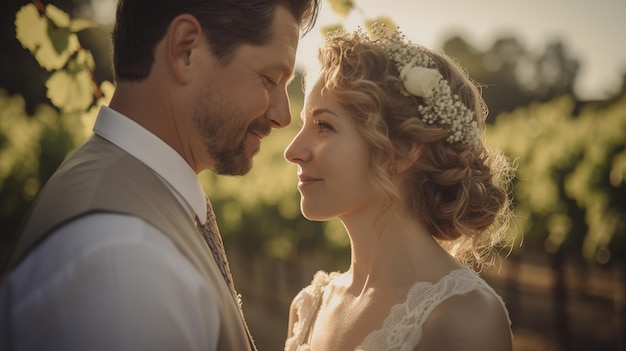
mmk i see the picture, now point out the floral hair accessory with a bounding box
[399,57,443,97]
[369,23,480,145]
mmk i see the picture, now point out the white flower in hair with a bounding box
[400,57,443,98]
[366,23,481,146]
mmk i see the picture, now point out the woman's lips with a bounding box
[297,174,322,187]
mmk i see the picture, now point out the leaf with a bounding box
[47,18,71,55]
[69,18,97,33]
[81,80,116,139]
[0,91,46,184]
[37,32,80,71]
[45,4,71,27]
[327,0,354,18]
[46,69,95,112]
[67,49,96,73]
[15,4,47,53]
[14,3,80,71]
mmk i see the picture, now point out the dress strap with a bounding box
[285,271,338,351]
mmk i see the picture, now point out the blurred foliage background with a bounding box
[1,0,625,350]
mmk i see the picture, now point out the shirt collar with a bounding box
[93,106,208,224]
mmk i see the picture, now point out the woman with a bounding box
[284,25,514,351]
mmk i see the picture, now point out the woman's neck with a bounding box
[340,205,461,295]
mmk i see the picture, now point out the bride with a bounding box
[283,25,515,351]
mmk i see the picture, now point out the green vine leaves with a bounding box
[15,2,108,115]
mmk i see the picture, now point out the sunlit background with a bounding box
[77,0,626,100]
[1,1,625,350]
[294,0,626,101]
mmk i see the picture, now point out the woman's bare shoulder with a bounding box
[417,288,512,351]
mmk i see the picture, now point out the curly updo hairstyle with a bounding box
[316,30,514,269]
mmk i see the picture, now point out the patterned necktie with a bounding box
[196,199,235,293]
[196,199,258,351]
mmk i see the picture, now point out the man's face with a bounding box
[193,6,300,175]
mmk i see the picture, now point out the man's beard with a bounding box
[212,136,253,176]
[193,93,270,176]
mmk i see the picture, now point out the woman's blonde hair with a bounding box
[316,30,515,270]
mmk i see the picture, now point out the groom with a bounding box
[0,0,319,350]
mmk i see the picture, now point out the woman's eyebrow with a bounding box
[311,108,339,118]
[299,107,341,122]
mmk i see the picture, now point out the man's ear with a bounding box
[395,143,422,174]
[165,14,204,84]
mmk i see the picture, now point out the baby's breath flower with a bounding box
[353,23,480,146]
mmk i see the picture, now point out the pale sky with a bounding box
[86,0,626,100]
[295,0,626,100]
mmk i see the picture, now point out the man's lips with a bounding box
[250,130,267,140]
[249,121,271,140]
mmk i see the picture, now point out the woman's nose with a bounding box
[284,130,307,164]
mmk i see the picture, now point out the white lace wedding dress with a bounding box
[284,268,511,351]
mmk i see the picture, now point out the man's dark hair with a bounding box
[112,0,320,82]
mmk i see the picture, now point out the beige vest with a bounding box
[3,135,254,351]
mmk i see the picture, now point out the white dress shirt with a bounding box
[0,106,220,351]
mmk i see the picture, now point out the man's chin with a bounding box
[214,157,253,176]
[213,137,265,175]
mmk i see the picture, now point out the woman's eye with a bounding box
[314,120,334,132]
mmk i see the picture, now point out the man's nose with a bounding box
[267,88,292,128]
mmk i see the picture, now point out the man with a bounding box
[0,0,319,350]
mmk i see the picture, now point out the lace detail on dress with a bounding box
[357,268,511,350]
[284,269,510,351]
[285,271,340,351]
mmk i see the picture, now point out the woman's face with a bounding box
[284,78,381,221]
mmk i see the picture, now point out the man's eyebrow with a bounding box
[272,62,295,83]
